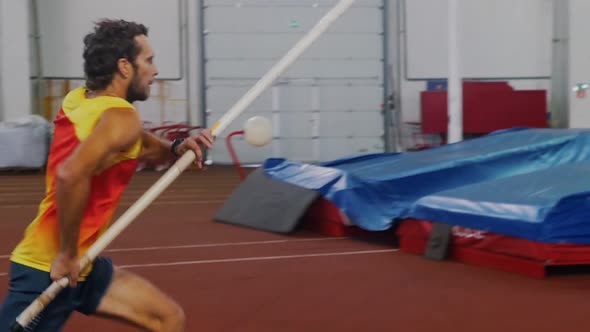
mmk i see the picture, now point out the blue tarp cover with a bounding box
[263,128,590,244]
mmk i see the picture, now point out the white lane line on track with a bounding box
[0,249,398,277]
[117,249,399,269]
[105,237,348,253]
[0,237,349,259]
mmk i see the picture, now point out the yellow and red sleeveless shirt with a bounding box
[10,86,142,277]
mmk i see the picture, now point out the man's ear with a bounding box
[117,59,133,79]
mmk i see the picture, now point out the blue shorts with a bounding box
[0,256,114,332]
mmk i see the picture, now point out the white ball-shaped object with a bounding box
[243,116,272,147]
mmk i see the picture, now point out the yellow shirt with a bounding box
[11,86,142,278]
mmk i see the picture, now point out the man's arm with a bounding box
[139,129,215,169]
[139,130,175,164]
[53,108,141,285]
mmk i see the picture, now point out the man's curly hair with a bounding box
[83,19,148,91]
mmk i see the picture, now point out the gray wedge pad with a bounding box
[214,168,320,233]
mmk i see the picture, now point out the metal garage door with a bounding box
[202,0,387,164]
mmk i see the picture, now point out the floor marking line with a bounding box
[118,249,399,269]
[0,237,349,258]
[104,237,348,253]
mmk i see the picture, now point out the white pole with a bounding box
[447,0,463,143]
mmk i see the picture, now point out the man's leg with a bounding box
[77,258,185,332]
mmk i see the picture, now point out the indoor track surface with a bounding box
[2,167,590,332]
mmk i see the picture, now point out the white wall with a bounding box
[0,0,3,121]
[0,0,573,145]
[389,0,553,150]
[403,0,552,79]
[203,1,386,163]
[0,0,32,122]
[25,0,200,127]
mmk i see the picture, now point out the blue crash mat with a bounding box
[263,128,590,238]
[410,161,590,244]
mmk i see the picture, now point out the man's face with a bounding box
[127,35,158,103]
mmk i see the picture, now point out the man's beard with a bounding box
[126,73,148,103]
